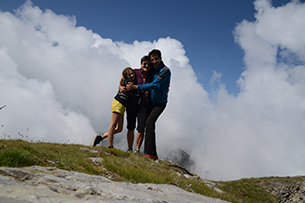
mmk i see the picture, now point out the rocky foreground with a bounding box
[0,166,228,203]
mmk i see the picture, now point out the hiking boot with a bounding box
[144,154,158,160]
[90,134,103,147]
[134,148,140,155]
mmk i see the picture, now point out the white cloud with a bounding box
[1,0,305,181]
[0,47,95,143]
[194,0,305,180]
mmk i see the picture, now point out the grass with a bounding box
[0,139,284,202]
[217,178,278,203]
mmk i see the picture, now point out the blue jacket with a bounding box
[137,61,171,103]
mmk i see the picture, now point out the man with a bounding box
[127,49,171,160]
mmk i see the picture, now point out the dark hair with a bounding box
[140,55,150,64]
[149,49,161,58]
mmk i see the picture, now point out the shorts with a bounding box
[111,99,125,115]
[126,103,149,133]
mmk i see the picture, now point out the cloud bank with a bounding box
[0,0,305,180]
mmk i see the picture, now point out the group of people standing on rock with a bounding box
[90,49,171,160]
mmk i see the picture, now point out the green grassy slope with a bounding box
[0,139,282,202]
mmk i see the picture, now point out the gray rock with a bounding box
[0,166,228,203]
[257,177,305,203]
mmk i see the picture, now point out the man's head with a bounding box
[149,49,162,68]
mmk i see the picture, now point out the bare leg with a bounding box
[101,124,123,139]
[135,132,144,150]
[102,112,123,147]
[127,130,134,149]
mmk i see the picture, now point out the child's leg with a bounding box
[127,130,135,149]
[107,112,124,147]
[135,131,144,150]
[101,112,124,139]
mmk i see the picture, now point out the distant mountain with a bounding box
[164,148,195,171]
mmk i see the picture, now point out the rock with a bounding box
[164,148,195,171]
[258,176,305,203]
[204,180,225,194]
[88,157,104,165]
[0,166,228,203]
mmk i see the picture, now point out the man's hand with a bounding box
[126,82,137,91]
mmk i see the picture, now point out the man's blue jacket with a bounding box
[137,61,171,104]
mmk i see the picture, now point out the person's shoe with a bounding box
[134,148,140,155]
[90,134,103,147]
[127,148,132,152]
[144,154,158,160]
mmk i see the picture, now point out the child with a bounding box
[90,67,135,148]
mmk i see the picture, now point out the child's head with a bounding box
[122,67,135,80]
[120,67,135,86]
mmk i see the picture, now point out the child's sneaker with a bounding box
[127,148,132,152]
[134,148,140,155]
[90,134,103,147]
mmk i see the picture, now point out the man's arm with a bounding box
[137,66,170,91]
[126,83,137,91]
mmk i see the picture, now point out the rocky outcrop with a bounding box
[165,148,195,171]
[0,166,228,203]
[258,176,305,203]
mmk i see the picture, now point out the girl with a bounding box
[91,67,135,148]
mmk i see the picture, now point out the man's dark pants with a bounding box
[144,103,166,156]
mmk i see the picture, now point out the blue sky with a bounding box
[1,0,305,180]
[1,0,299,95]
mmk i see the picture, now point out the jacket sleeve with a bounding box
[137,67,170,91]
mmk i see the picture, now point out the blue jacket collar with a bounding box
[155,61,165,72]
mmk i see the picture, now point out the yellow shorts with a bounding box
[111,99,125,115]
